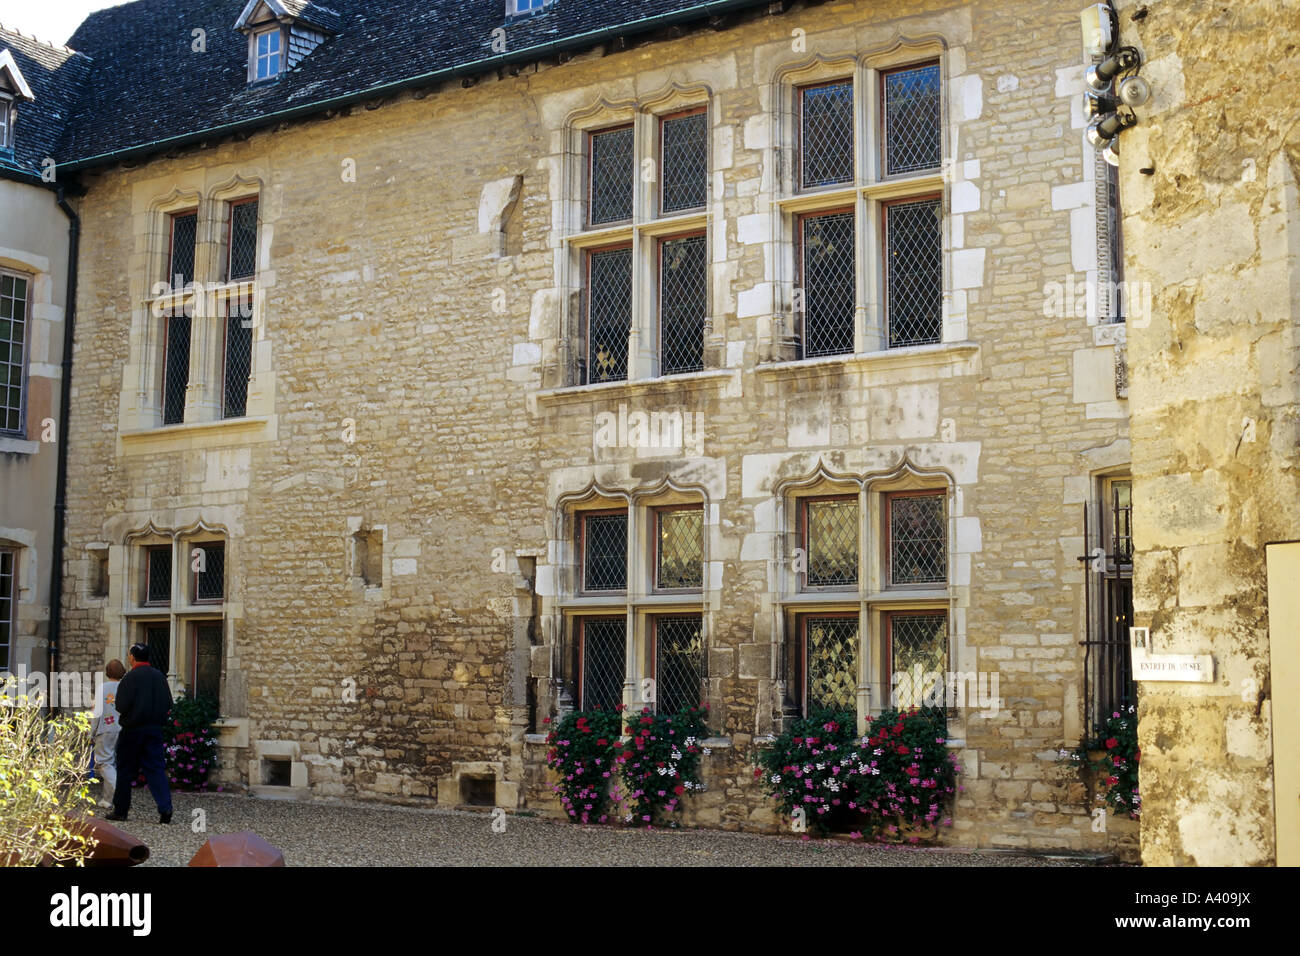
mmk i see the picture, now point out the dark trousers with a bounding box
[112,728,172,817]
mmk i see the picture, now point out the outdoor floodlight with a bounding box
[1087,110,1136,149]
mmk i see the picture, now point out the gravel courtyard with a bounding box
[95,792,1105,867]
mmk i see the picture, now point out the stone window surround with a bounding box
[0,240,59,454]
[765,40,957,364]
[554,481,717,715]
[120,521,230,702]
[559,84,720,386]
[121,177,275,445]
[0,264,32,438]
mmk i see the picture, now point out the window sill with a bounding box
[756,341,979,380]
[0,435,39,455]
[779,588,949,605]
[119,415,274,455]
[535,368,735,406]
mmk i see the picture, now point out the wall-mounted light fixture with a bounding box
[1080,2,1147,166]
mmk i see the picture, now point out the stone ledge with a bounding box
[119,415,275,456]
[0,436,40,455]
[534,369,736,406]
[756,341,980,380]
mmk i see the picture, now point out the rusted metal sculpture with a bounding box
[188,829,285,867]
[44,815,150,867]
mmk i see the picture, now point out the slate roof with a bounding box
[47,0,772,171]
[0,26,92,178]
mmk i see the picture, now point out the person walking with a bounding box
[105,643,174,824]
[90,659,126,808]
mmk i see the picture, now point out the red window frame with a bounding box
[221,292,254,419]
[798,493,859,591]
[797,79,855,190]
[584,240,633,385]
[226,197,259,281]
[656,229,708,376]
[578,508,628,594]
[143,545,171,607]
[650,612,704,713]
[577,615,626,711]
[795,205,856,357]
[587,123,635,228]
[658,105,708,216]
[881,192,942,347]
[884,489,947,588]
[796,610,859,717]
[653,503,703,592]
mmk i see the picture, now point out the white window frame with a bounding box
[0,267,32,437]
[253,26,283,81]
[0,96,13,151]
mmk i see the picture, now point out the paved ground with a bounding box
[94,791,1103,867]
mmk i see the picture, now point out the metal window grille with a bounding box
[581,617,626,711]
[589,125,634,225]
[195,544,225,603]
[1080,490,1136,735]
[883,62,941,175]
[661,111,707,214]
[659,234,707,375]
[169,212,197,287]
[1109,480,1133,565]
[800,81,854,188]
[228,200,259,280]
[582,512,627,591]
[144,623,170,674]
[655,615,703,715]
[804,616,858,716]
[193,623,222,708]
[146,547,172,605]
[805,497,858,587]
[586,246,632,383]
[224,297,253,419]
[889,493,946,585]
[885,197,942,348]
[800,210,856,357]
[163,314,191,425]
[0,549,14,671]
[656,508,703,589]
[889,613,948,708]
[0,272,29,433]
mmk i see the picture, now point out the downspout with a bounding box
[46,186,79,714]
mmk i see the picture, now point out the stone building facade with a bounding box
[48,0,1142,854]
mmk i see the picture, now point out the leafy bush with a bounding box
[132,692,220,792]
[615,705,710,826]
[1064,704,1140,819]
[545,710,624,824]
[752,711,858,834]
[0,700,99,866]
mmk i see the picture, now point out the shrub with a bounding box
[544,709,623,824]
[133,692,220,792]
[615,705,710,826]
[752,711,858,834]
[0,700,99,866]
[1064,704,1140,819]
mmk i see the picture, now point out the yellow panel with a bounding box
[1267,541,1300,866]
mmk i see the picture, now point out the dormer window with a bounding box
[0,48,35,153]
[508,0,555,16]
[254,27,282,80]
[0,97,12,151]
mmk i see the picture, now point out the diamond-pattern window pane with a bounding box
[194,623,222,709]
[0,273,27,433]
[582,512,627,591]
[801,211,856,358]
[800,81,854,188]
[228,200,259,280]
[169,212,197,287]
[146,547,171,605]
[224,297,253,419]
[886,197,942,348]
[589,125,634,225]
[657,508,702,589]
[661,111,707,213]
[587,247,632,383]
[659,234,706,375]
[889,493,946,585]
[145,623,170,675]
[884,63,941,175]
[0,550,15,672]
[581,617,626,711]
[196,544,225,602]
[163,315,191,425]
[805,498,858,587]
[656,615,703,715]
[805,616,858,716]
[890,613,948,709]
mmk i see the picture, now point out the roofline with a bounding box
[60,0,770,173]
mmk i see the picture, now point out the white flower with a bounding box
[771,774,782,783]
[702,748,711,756]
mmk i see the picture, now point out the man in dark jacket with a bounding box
[105,643,174,823]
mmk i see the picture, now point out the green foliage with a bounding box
[1065,704,1140,819]
[754,708,960,840]
[132,692,220,793]
[544,709,624,824]
[0,700,99,866]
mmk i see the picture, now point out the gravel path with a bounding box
[94,792,1103,867]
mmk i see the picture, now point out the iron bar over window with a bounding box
[0,271,29,434]
[800,81,854,188]
[580,617,626,711]
[589,125,634,225]
[585,246,632,383]
[799,209,856,358]
[884,196,942,348]
[882,62,942,176]
[659,234,707,375]
[660,109,708,214]
[654,615,703,714]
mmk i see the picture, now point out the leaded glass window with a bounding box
[799,210,856,358]
[586,246,632,383]
[885,197,942,348]
[589,125,634,225]
[224,296,253,419]
[655,615,703,715]
[800,81,854,188]
[889,612,948,708]
[228,199,259,280]
[656,507,703,590]
[804,615,858,716]
[661,110,707,214]
[883,62,942,176]
[659,234,706,375]
[195,543,225,603]
[804,496,858,588]
[145,546,172,606]
[581,617,626,711]
[163,313,191,426]
[582,512,627,592]
[888,492,946,586]
[168,211,197,287]
[0,271,29,434]
[144,623,170,674]
[0,549,14,672]
[193,623,223,708]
